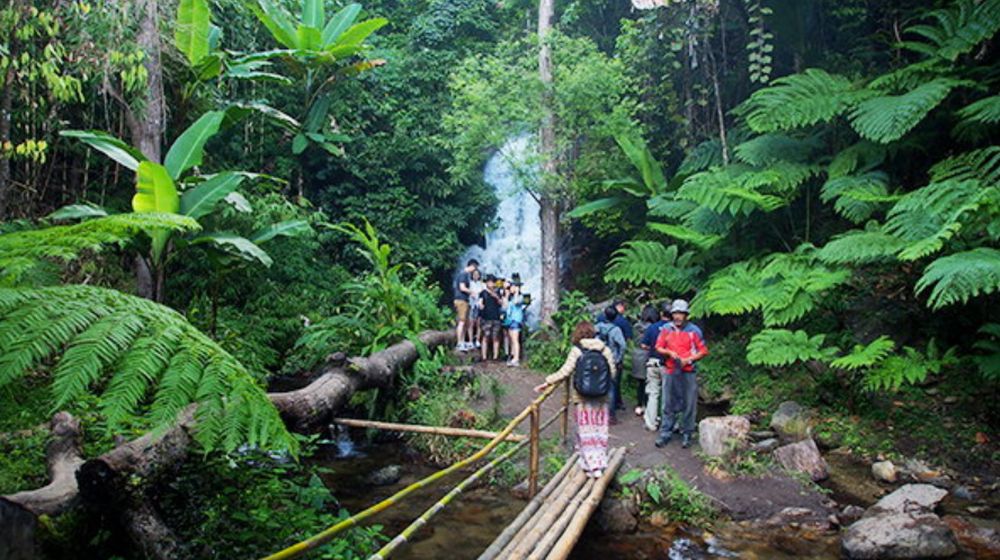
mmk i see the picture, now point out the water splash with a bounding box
[459,135,542,329]
[329,423,363,459]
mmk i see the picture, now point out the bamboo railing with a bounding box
[261,377,572,560]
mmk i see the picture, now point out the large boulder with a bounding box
[842,513,958,558]
[773,438,828,481]
[697,415,750,457]
[869,484,948,516]
[366,465,402,486]
[872,460,898,483]
[770,401,813,442]
[595,497,639,534]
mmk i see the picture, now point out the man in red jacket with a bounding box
[654,299,708,449]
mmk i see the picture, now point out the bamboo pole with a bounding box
[331,418,527,442]
[528,405,540,498]
[561,379,570,442]
[505,469,588,558]
[544,448,627,560]
[476,452,578,560]
[368,436,529,560]
[494,459,584,559]
[527,478,596,560]
[261,384,558,560]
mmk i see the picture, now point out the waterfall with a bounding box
[459,135,542,329]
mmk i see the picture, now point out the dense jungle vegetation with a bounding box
[0,0,998,557]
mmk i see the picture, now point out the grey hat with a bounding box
[669,299,690,314]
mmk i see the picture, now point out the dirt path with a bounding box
[471,359,834,521]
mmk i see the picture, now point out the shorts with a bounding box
[482,320,502,339]
[506,321,522,331]
[454,299,469,321]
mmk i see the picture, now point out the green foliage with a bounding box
[830,336,895,370]
[864,343,958,392]
[604,241,700,292]
[164,450,387,558]
[916,248,1000,309]
[884,180,985,261]
[900,0,1000,62]
[737,69,864,132]
[746,329,835,367]
[848,79,963,144]
[641,466,716,525]
[820,172,892,224]
[0,286,295,453]
[972,324,1000,383]
[526,290,594,372]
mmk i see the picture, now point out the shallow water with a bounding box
[313,441,845,559]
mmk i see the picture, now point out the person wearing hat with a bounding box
[654,299,708,449]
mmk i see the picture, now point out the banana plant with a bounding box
[60,108,308,301]
[248,0,387,157]
[567,134,672,219]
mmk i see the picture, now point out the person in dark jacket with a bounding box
[631,304,659,417]
[596,307,626,416]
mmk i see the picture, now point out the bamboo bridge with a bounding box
[262,377,626,560]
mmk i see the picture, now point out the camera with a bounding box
[522,293,532,306]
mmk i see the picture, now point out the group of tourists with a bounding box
[533,298,708,478]
[452,259,529,366]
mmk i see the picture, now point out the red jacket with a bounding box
[654,322,708,374]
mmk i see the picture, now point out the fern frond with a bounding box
[736,69,866,132]
[690,261,765,318]
[864,344,957,392]
[647,222,722,250]
[746,329,835,366]
[973,324,1000,383]
[733,134,821,166]
[0,213,200,285]
[916,248,1000,309]
[647,194,698,219]
[604,241,701,292]
[0,285,295,454]
[956,95,1000,128]
[830,336,895,370]
[901,0,1000,62]
[816,229,907,264]
[929,147,1000,185]
[884,179,984,260]
[677,167,785,216]
[827,142,887,179]
[820,172,892,223]
[849,79,962,144]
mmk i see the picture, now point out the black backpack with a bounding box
[573,345,612,398]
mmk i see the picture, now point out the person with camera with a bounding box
[504,281,526,367]
[478,275,504,362]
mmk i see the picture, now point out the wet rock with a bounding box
[869,484,948,516]
[749,430,776,441]
[943,515,1000,558]
[595,497,638,534]
[872,460,898,483]
[698,415,750,457]
[366,465,402,486]
[840,505,866,524]
[814,429,843,450]
[843,512,958,559]
[773,438,828,481]
[770,401,812,442]
[951,485,976,501]
[751,438,779,453]
[900,458,941,482]
[763,507,830,529]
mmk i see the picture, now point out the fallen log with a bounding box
[1,412,85,560]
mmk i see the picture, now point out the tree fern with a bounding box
[647,222,722,250]
[929,147,1000,185]
[827,141,886,179]
[848,78,964,144]
[0,213,200,285]
[690,261,765,318]
[736,69,866,133]
[884,179,984,260]
[830,336,895,370]
[954,95,1000,138]
[973,324,1000,383]
[864,343,957,392]
[604,241,700,292]
[915,248,1000,309]
[820,172,892,223]
[901,0,1000,62]
[746,329,835,366]
[677,166,785,216]
[733,134,820,166]
[0,286,296,453]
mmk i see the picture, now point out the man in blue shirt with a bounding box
[613,299,633,340]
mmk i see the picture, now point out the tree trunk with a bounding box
[537,0,560,326]
[0,65,14,221]
[133,0,164,162]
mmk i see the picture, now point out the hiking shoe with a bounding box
[655,435,671,448]
[681,433,693,448]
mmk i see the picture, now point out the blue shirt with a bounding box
[642,319,669,359]
[613,315,633,340]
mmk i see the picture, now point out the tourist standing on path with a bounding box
[479,275,504,361]
[533,321,617,478]
[453,259,478,351]
[468,269,485,349]
[631,304,659,418]
[596,306,626,420]
[654,300,708,449]
[640,303,671,431]
[504,281,525,367]
[612,299,634,341]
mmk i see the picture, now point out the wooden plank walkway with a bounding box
[477,447,627,560]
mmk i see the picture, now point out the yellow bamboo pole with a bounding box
[528,404,540,498]
[527,478,596,560]
[260,384,558,560]
[331,418,527,442]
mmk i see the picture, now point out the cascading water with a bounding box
[459,135,542,328]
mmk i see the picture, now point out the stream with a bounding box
[313,438,844,559]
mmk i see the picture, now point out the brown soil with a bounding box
[469,358,834,521]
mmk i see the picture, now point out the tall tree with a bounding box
[537,0,559,325]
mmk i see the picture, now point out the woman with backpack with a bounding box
[533,321,617,478]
